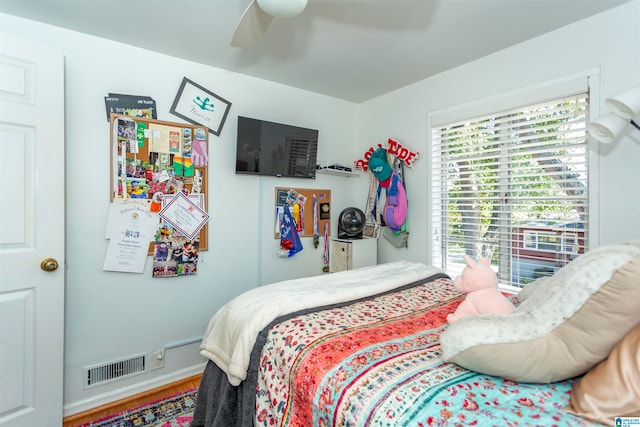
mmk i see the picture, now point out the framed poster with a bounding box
[169,77,232,136]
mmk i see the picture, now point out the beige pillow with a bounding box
[440,241,640,383]
[564,324,640,425]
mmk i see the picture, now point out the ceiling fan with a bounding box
[231,0,309,47]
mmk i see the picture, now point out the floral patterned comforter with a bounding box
[254,276,595,427]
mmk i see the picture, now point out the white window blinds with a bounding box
[431,90,590,287]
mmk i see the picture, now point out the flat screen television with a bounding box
[235,116,318,178]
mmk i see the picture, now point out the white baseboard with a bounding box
[63,362,206,417]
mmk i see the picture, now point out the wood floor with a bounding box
[62,374,201,427]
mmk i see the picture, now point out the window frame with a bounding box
[427,71,601,286]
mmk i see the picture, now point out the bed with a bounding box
[192,244,640,427]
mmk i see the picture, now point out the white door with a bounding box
[0,32,65,427]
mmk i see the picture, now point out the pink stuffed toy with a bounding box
[446,254,515,324]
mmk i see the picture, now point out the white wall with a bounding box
[2,0,639,416]
[0,13,361,414]
[360,0,640,265]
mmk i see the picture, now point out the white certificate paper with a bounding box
[158,191,209,239]
[103,202,159,273]
[105,198,151,238]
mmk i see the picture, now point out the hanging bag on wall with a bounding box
[383,169,407,232]
[383,225,409,248]
[383,161,410,248]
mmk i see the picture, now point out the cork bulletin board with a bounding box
[110,113,209,251]
[274,187,331,239]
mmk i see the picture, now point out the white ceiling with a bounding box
[0,0,631,103]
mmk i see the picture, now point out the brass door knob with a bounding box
[40,258,59,272]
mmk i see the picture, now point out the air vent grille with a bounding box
[84,353,147,388]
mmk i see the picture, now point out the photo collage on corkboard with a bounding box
[274,187,331,240]
[110,113,209,277]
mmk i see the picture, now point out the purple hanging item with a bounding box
[383,170,407,232]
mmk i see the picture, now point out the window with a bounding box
[431,81,591,287]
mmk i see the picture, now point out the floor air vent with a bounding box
[84,353,147,389]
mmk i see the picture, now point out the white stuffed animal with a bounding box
[446,254,515,324]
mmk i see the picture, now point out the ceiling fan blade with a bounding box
[231,0,274,47]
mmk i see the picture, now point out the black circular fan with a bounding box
[338,207,366,239]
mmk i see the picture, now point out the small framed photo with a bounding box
[170,77,232,136]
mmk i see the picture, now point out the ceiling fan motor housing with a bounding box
[257,0,308,18]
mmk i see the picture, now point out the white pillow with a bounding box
[440,240,640,383]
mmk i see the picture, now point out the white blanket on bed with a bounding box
[199,261,444,386]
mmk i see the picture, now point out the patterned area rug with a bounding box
[79,388,197,427]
